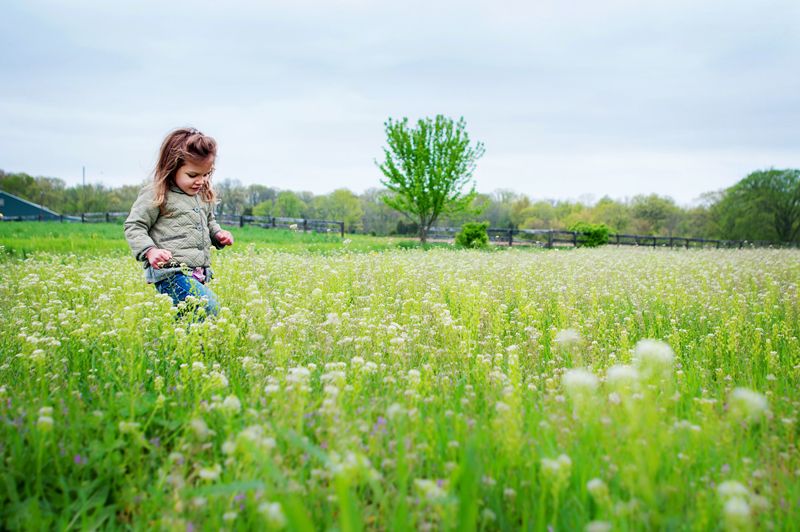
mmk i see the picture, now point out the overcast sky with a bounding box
[1,0,798,205]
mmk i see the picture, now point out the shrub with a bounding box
[456,221,490,249]
[570,222,609,247]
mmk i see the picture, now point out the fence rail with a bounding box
[216,215,344,237]
[1,212,345,237]
[3,213,797,249]
[425,227,799,249]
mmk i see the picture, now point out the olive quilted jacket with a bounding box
[124,185,223,274]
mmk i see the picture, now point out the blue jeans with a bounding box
[155,273,220,318]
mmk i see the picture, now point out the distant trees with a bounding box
[714,169,800,242]
[360,188,402,235]
[630,194,681,236]
[0,172,67,211]
[273,191,306,218]
[215,179,249,215]
[3,165,798,243]
[377,115,485,243]
[318,189,364,233]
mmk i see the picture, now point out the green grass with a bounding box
[0,222,451,257]
[1,236,798,530]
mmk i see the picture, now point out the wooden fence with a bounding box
[3,213,797,249]
[1,212,345,237]
[425,227,799,249]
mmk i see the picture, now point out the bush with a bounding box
[570,222,609,247]
[456,221,490,249]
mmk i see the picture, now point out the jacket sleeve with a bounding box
[124,186,160,261]
[207,205,225,249]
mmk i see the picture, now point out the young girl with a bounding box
[124,127,234,317]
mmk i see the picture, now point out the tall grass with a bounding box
[0,246,798,529]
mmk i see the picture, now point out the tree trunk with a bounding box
[419,217,428,244]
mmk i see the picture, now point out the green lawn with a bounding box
[0,222,439,257]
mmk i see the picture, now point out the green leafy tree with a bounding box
[273,190,306,218]
[715,169,800,242]
[591,197,632,233]
[320,189,364,233]
[630,194,681,236]
[252,200,274,217]
[377,115,485,243]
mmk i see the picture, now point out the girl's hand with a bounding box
[216,230,234,246]
[145,247,173,269]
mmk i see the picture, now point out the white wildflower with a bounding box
[220,394,242,415]
[207,371,229,390]
[586,478,608,501]
[387,403,405,419]
[259,501,286,528]
[414,479,446,500]
[197,464,222,481]
[562,368,599,398]
[222,440,236,455]
[541,454,572,485]
[37,415,54,431]
[633,339,674,376]
[585,521,612,532]
[728,388,768,423]
[190,418,210,440]
[554,328,581,348]
[723,497,751,529]
[606,365,640,389]
[118,421,140,434]
[717,480,749,500]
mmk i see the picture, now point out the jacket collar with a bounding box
[169,185,188,195]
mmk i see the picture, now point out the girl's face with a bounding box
[174,158,214,196]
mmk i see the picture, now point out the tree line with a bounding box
[1,167,798,243]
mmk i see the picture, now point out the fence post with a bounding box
[81,213,85,223]
[340,222,345,238]
[573,231,578,247]
[303,219,308,233]
[239,215,244,228]
[106,212,110,223]
[271,217,276,228]
[547,231,553,249]
[508,229,513,247]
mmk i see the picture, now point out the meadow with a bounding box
[0,223,798,530]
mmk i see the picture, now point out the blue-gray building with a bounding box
[0,190,62,220]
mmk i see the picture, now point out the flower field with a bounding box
[1,245,798,530]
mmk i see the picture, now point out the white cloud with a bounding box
[1,0,798,203]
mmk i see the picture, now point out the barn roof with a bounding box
[0,189,62,216]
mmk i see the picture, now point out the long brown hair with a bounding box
[152,127,218,213]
